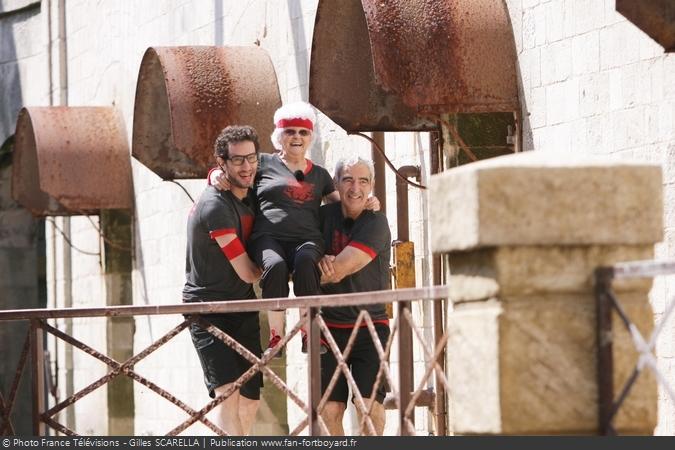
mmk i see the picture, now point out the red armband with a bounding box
[220,237,245,260]
[348,241,377,259]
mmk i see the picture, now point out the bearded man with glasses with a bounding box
[183,125,263,436]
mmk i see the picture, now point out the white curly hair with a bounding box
[270,101,317,150]
[334,156,375,183]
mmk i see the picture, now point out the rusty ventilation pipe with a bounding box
[616,0,675,52]
[12,107,132,216]
[371,132,387,215]
[131,46,281,179]
[309,0,519,132]
[395,165,421,242]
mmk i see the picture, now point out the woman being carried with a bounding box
[211,102,376,355]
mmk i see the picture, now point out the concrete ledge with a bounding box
[430,152,663,252]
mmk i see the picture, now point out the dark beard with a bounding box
[228,174,249,189]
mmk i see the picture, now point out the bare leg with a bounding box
[213,383,243,435]
[356,398,385,436]
[239,396,260,435]
[322,401,346,436]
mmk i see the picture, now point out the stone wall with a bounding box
[1,0,673,436]
[505,0,675,434]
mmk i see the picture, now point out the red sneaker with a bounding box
[266,333,283,359]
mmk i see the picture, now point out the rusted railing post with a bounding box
[595,267,616,435]
[398,302,413,435]
[307,307,322,436]
[30,319,45,436]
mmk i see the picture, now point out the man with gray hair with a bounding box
[318,156,392,435]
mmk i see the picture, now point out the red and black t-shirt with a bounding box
[183,186,256,303]
[251,153,335,242]
[319,202,391,326]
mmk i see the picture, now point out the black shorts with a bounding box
[189,312,263,400]
[320,324,390,404]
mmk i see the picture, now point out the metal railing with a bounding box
[0,286,450,436]
[595,259,675,435]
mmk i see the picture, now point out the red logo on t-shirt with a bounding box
[241,214,254,242]
[331,229,350,254]
[284,178,315,204]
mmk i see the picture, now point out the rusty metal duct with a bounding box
[132,46,282,179]
[616,0,675,52]
[309,0,519,131]
[12,107,133,216]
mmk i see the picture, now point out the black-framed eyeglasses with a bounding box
[226,152,258,165]
[283,129,311,137]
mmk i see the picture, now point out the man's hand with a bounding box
[365,195,380,211]
[319,255,338,284]
[210,169,231,191]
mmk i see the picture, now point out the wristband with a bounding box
[221,237,245,260]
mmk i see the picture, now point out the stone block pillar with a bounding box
[429,152,662,435]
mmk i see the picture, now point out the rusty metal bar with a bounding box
[595,267,615,435]
[4,287,452,436]
[429,130,447,436]
[43,416,77,436]
[437,116,478,162]
[41,319,225,435]
[199,317,309,412]
[194,317,324,435]
[0,393,14,436]
[606,366,642,428]
[0,286,449,321]
[371,132,387,215]
[402,310,451,422]
[315,313,377,436]
[180,310,303,434]
[307,307,322,436]
[41,319,222,435]
[349,132,426,190]
[358,314,399,432]
[604,259,675,279]
[314,310,396,434]
[395,166,421,242]
[383,389,434,410]
[397,303,414,435]
[606,290,635,332]
[125,368,223,436]
[0,329,30,435]
[31,320,45,436]
[41,322,130,417]
[363,314,399,405]
[396,184,409,242]
[392,241,416,435]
